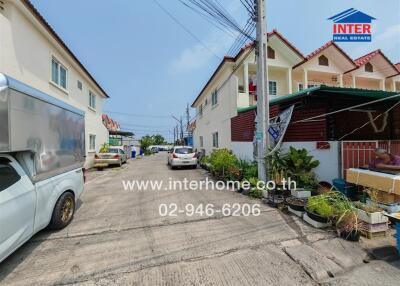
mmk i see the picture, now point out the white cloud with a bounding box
[376,23,400,41]
[168,33,232,74]
[168,0,248,74]
[348,23,400,60]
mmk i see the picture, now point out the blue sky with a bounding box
[31,0,400,142]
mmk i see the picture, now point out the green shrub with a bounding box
[209,149,239,179]
[284,147,320,188]
[249,188,263,199]
[307,192,353,219]
[240,160,258,180]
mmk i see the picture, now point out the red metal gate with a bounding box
[341,140,400,178]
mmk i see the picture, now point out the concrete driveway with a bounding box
[0,153,399,285]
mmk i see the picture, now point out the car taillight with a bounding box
[95,154,99,159]
[172,153,178,158]
[114,154,120,159]
[82,168,86,183]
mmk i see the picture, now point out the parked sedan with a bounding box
[167,146,197,169]
[94,147,127,169]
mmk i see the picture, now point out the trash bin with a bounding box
[332,178,356,199]
[132,150,136,158]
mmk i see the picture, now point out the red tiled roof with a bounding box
[353,50,399,77]
[192,30,304,107]
[354,49,380,66]
[394,63,400,72]
[267,29,306,59]
[293,41,356,69]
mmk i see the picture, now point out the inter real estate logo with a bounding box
[328,8,376,42]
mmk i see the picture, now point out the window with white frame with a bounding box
[89,134,96,151]
[77,80,83,90]
[268,81,277,96]
[51,57,67,89]
[211,89,218,106]
[89,91,96,109]
[198,104,203,116]
[199,136,203,147]
[212,132,218,148]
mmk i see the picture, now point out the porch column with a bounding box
[287,67,292,94]
[338,74,343,87]
[243,62,249,94]
[380,79,385,91]
[352,75,356,88]
[392,79,396,92]
[303,68,308,89]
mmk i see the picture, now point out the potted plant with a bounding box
[286,197,307,212]
[305,195,334,224]
[283,147,320,197]
[336,209,361,241]
[353,202,387,224]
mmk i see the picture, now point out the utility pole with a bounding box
[173,126,176,144]
[186,103,191,144]
[255,0,269,182]
[180,116,184,140]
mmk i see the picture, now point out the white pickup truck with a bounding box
[0,73,85,263]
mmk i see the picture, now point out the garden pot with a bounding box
[286,197,307,212]
[291,189,311,199]
[355,208,388,224]
[268,195,285,208]
[305,207,329,224]
[339,230,361,242]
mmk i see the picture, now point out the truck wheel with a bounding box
[49,192,75,230]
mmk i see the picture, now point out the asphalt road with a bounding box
[1,153,399,285]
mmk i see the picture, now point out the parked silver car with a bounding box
[167,146,197,169]
[94,147,127,169]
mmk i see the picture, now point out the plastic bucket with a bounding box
[332,178,356,198]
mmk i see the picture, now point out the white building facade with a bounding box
[0,0,109,168]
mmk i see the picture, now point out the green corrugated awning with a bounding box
[237,85,400,113]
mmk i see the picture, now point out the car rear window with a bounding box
[175,148,193,154]
[108,149,119,154]
[0,159,21,192]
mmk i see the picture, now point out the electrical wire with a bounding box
[153,0,222,61]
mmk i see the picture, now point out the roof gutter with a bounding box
[21,0,110,98]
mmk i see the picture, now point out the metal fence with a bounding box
[341,140,400,177]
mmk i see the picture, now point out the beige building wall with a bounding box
[0,1,108,168]
[193,65,238,155]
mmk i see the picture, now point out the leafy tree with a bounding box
[153,134,166,145]
[139,135,153,151]
[139,134,167,150]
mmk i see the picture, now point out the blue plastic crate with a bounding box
[332,178,356,198]
[397,222,400,254]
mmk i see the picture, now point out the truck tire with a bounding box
[49,192,75,230]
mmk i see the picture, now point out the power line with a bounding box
[183,0,255,40]
[292,92,400,124]
[178,0,236,38]
[104,110,171,118]
[153,0,222,61]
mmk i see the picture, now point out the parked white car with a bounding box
[167,146,197,169]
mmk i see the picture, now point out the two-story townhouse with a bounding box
[0,0,109,168]
[192,30,305,158]
[192,29,400,182]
